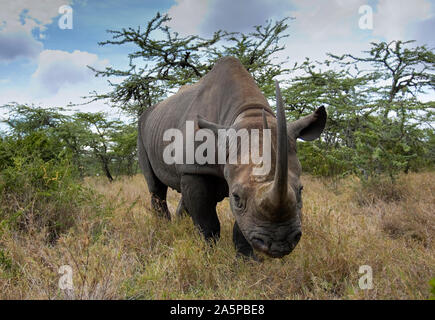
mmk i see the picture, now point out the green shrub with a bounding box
[0,132,94,241]
[297,142,353,178]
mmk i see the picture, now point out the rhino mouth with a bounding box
[250,229,302,258]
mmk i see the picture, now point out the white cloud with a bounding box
[0,0,73,35]
[0,85,113,122]
[0,30,43,61]
[271,0,370,71]
[32,50,109,94]
[0,0,73,62]
[0,73,112,116]
[200,0,289,34]
[289,0,366,40]
[373,0,433,41]
[0,2,113,116]
[166,0,291,36]
[166,0,209,35]
[163,0,372,78]
[277,37,369,76]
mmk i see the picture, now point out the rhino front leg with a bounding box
[180,175,220,242]
[176,197,190,217]
[233,222,261,261]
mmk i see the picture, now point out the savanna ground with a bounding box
[0,172,434,299]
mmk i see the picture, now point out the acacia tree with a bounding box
[283,41,435,181]
[87,12,291,117]
[207,17,291,99]
[1,103,66,136]
[1,103,139,181]
[281,59,376,177]
[111,123,138,176]
[331,40,434,118]
[0,103,72,165]
[73,112,124,182]
[331,41,434,179]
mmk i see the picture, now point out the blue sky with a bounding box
[0,0,434,118]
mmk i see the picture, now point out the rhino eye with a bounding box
[233,193,240,203]
[297,186,303,199]
[232,193,244,210]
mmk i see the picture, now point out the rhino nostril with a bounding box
[252,237,264,246]
[290,230,302,245]
[252,237,270,251]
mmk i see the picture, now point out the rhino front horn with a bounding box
[271,81,288,203]
[258,81,289,215]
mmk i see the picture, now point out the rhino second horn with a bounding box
[262,108,269,130]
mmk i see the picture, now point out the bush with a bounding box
[351,174,406,206]
[0,133,93,242]
[297,142,353,178]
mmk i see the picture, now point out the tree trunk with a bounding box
[98,154,113,182]
[102,160,114,182]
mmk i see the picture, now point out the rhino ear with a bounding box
[287,106,327,141]
[197,116,229,135]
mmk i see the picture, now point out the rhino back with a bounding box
[138,57,272,191]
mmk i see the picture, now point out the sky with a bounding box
[0,0,434,119]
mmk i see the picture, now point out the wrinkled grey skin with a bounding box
[138,57,326,259]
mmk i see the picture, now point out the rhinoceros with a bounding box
[137,57,326,259]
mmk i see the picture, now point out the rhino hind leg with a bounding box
[138,134,171,220]
[150,188,171,220]
[180,175,220,242]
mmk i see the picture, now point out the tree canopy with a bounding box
[87,12,291,117]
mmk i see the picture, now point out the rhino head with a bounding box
[199,81,327,258]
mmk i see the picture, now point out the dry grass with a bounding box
[0,172,434,299]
